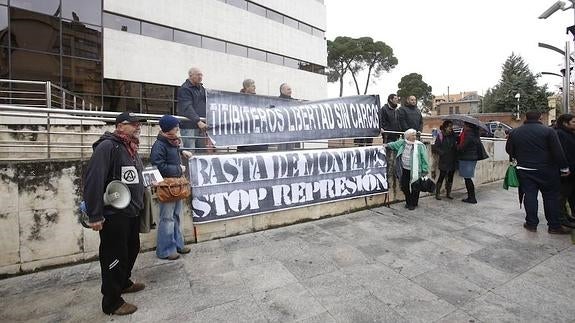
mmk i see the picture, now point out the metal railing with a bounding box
[0,79,102,111]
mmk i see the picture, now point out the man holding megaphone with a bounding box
[83,112,147,316]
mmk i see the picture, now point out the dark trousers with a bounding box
[559,179,575,222]
[517,168,561,229]
[436,170,454,193]
[400,168,420,207]
[99,214,140,314]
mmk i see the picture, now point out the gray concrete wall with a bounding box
[0,140,508,276]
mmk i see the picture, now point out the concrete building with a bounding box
[434,91,481,115]
[0,0,327,113]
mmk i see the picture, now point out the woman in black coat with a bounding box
[457,123,489,204]
[432,120,457,200]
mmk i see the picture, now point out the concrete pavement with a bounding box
[1,181,574,322]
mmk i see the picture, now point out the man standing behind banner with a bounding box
[237,78,268,152]
[278,83,298,150]
[83,112,147,315]
[398,95,423,133]
[177,67,207,153]
[379,93,401,143]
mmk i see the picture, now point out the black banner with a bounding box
[207,90,380,146]
[189,147,388,223]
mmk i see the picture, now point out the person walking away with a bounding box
[150,115,193,260]
[386,129,430,210]
[506,111,571,234]
[457,122,488,204]
[555,113,575,228]
[379,94,401,143]
[432,120,457,200]
[83,112,147,315]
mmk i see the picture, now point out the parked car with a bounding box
[452,121,512,138]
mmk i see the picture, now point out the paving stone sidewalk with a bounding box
[1,181,574,322]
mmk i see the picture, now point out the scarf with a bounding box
[113,130,139,157]
[160,131,182,147]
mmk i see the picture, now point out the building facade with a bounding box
[0,0,327,114]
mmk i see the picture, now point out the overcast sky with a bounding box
[325,0,575,100]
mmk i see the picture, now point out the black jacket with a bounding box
[378,103,401,142]
[150,135,183,178]
[177,79,206,129]
[83,132,144,223]
[432,132,457,171]
[457,129,488,161]
[506,120,568,169]
[556,127,575,174]
[397,105,423,132]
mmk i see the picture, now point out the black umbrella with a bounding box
[440,114,489,132]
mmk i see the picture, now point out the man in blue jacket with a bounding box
[177,67,207,152]
[506,111,571,235]
[83,112,147,315]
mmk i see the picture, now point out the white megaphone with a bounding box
[103,180,131,208]
[79,180,131,228]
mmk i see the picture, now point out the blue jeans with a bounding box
[181,128,207,153]
[156,200,185,258]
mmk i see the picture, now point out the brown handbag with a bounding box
[155,177,191,203]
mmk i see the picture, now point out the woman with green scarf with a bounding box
[387,129,430,210]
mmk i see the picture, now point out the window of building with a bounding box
[103,13,140,34]
[62,57,102,94]
[246,2,266,17]
[61,0,102,26]
[284,57,299,69]
[142,99,173,115]
[298,22,313,35]
[449,107,453,114]
[103,79,140,97]
[141,22,172,41]
[10,0,60,16]
[284,16,298,29]
[62,22,102,59]
[142,83,174,100]
[455,106,459,114]
[202,37,225,53]
[10,7,61,54]
[227,0,247,10]
[312,64,325,74]
[299,62,313,72]
[0,5,7,31]
[0,1,7,5]
[247,48,266,62]
[267,52,283,65]
[104,96,140,112]
[226,42,247,57]
[312,28,324,38]
[174,30,201,47]
[10,49,60,84]
[266,10,283,24]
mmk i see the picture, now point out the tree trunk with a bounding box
[363,63,375,95]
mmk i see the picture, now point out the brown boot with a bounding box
[122,282,145,294]
[112,302,137,315]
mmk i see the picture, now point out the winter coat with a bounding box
[83,132,144,223]
[378,103,401,142]
[177,79,206,129]
[387,139,429,184]
[397,105,423,132]
[432,131,457,171]
[150,134,183,178]
[457,129,488,161]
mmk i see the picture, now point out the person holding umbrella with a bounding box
[457,122,489,204]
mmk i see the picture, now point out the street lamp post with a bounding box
[514,93,521,120]
[539,0,575,114]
